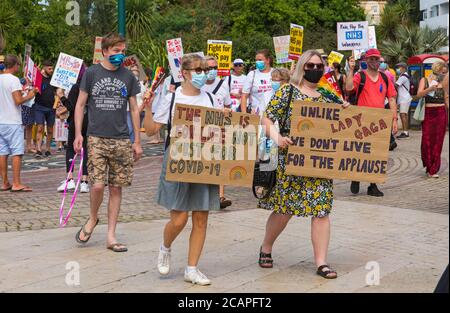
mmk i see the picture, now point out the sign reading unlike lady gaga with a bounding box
[165,104,260,187]
[286,101,392,183]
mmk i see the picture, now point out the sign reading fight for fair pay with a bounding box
[165,104,260,187]
[337,21,369,51]
[286,101,392,184]
[207,40,233,76]
[288,24,304,60]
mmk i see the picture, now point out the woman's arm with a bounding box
[416,77,437,99]
[142,93,164,136]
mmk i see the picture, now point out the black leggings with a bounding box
[66,127,88,176]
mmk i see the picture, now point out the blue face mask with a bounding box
[190,71,207,89]
[379,62,387,71]
[360,61,368,70]
[271,81,281,92]
[0,63,5,71]
[206,69,217,81]
[109,53,125,67]
[255,61,266,71]
[396,68,401,75]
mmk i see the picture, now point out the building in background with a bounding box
[420,0,449,52]
[360,0,388,25]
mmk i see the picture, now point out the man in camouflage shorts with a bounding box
[73,33,143,252]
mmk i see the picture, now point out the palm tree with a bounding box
[380,25,448,64]
[0,2,16,53]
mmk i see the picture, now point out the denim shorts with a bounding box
[35,104,56,127]
[0,124,25,156]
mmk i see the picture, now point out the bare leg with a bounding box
[188,211,209,267]
[219,185,225,198]
[78,183,104,241]
[311,216,336,278]
[36,124,44,152]
[261,211,292,253]
[0,156,9,188]
[106,185,123,245]
[400,113,408,133]
[46,125,54,152]
[11,155,24,188]
[25,125,35,152]
[163,210,189,248]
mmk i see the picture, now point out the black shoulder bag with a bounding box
[252,85,294,199]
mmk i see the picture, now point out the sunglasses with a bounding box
[187,67,209,74]
[234,64,244,67]
[207,66,218,70]
[304,62,325,71]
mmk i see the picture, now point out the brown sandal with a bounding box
[316,265,338,279]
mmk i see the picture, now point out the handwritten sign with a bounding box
[288,24,304,60]
[337,21,369,51]
[327,51,344,67]
[93,36,104,64]
[50,53,83,90]
[167,38,184,83]
[354,26,377,60]
[123,54,146,81]
[207,40,233,76]
[286,101,392,183]
[273,35,291,64]
[165,104,260,187]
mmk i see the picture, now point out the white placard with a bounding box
[337,21,369,51]
[50,53,83,90]
[166,38,184,83]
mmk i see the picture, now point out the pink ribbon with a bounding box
[59,148,84,227]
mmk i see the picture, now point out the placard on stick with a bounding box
[50,53,83,90]
[167,38,184,83]
[286,101,392,183]
[165,104,260,187]
[337,21,369,51]
[93,36,104,64]
[207,40,233,76]
[288,24,304,60]
[273,35,291,64]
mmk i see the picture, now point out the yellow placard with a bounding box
[207,40,233,76]
[286,101,393,183]
[165,104,260,187]
[328,51,344,67]
[288,23,304,61]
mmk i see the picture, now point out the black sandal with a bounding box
[316,264,338,279]
[75,218,99,244]
[258,247,273,268]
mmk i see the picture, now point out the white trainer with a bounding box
[184,268,211,286]
[157,248,171,275]
[57,179,75,192]
[80,182,90,193]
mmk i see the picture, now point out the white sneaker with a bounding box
[57,179,75,192]
[157,248,171,275]
[184,268,211,286]
[80,182,90,193]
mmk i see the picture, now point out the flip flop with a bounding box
[10,186,32,192]
[0,185,12,191]
[107,243,128,253]
[75,218,99,244]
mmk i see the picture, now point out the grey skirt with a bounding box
[156,150,220,212]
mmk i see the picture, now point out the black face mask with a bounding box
[304,69,324,84]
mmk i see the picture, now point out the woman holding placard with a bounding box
[257,50,350,279]
[143,53,219,286]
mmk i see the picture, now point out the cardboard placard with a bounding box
[165,104,260,187]
[327,51,344,67]
[273,35,291,64]
[123,54,146,81]
[288,24,304,60]
[207,40,233,76]
[50,53,83,90]
[167,38,184,83]
[286,101,392,183]
[93,36,104,64]
[337,21,369,51]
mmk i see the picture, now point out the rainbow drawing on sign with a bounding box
[229,166,247,180]
[297,119,314,132]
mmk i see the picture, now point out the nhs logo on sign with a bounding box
[345,31,363,40]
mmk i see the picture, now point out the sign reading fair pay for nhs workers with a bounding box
[337,21,369,51]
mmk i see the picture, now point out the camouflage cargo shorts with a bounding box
[87,136,134,187]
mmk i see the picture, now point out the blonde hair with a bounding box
[205,55,218,63]
[290,50,325,86]
[181,53,206,71]
[272,68,291,84]
[432,61,447,74]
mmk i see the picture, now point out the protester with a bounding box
[0,55,37,192]
[73,32,143,252]
[0,55,5,73]
[229,58,246,112]
[56,64,89,193]
[201,55,230,109]
[416,61,448,178]
[395,62,412,139]
[258,50,349,279]
[379,58,395,83]
[147,74,171,144]
[144,53,219,286]
[331,62,346,96]
[20,78,37,154]
[34,60,56,158]
[345,49,398,197]
[240,49,274,115]
[127,64,147,144]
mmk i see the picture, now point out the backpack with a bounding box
[398,72,415,95]
[350,71,390,105]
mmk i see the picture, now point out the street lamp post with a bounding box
[118,0,126,36]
